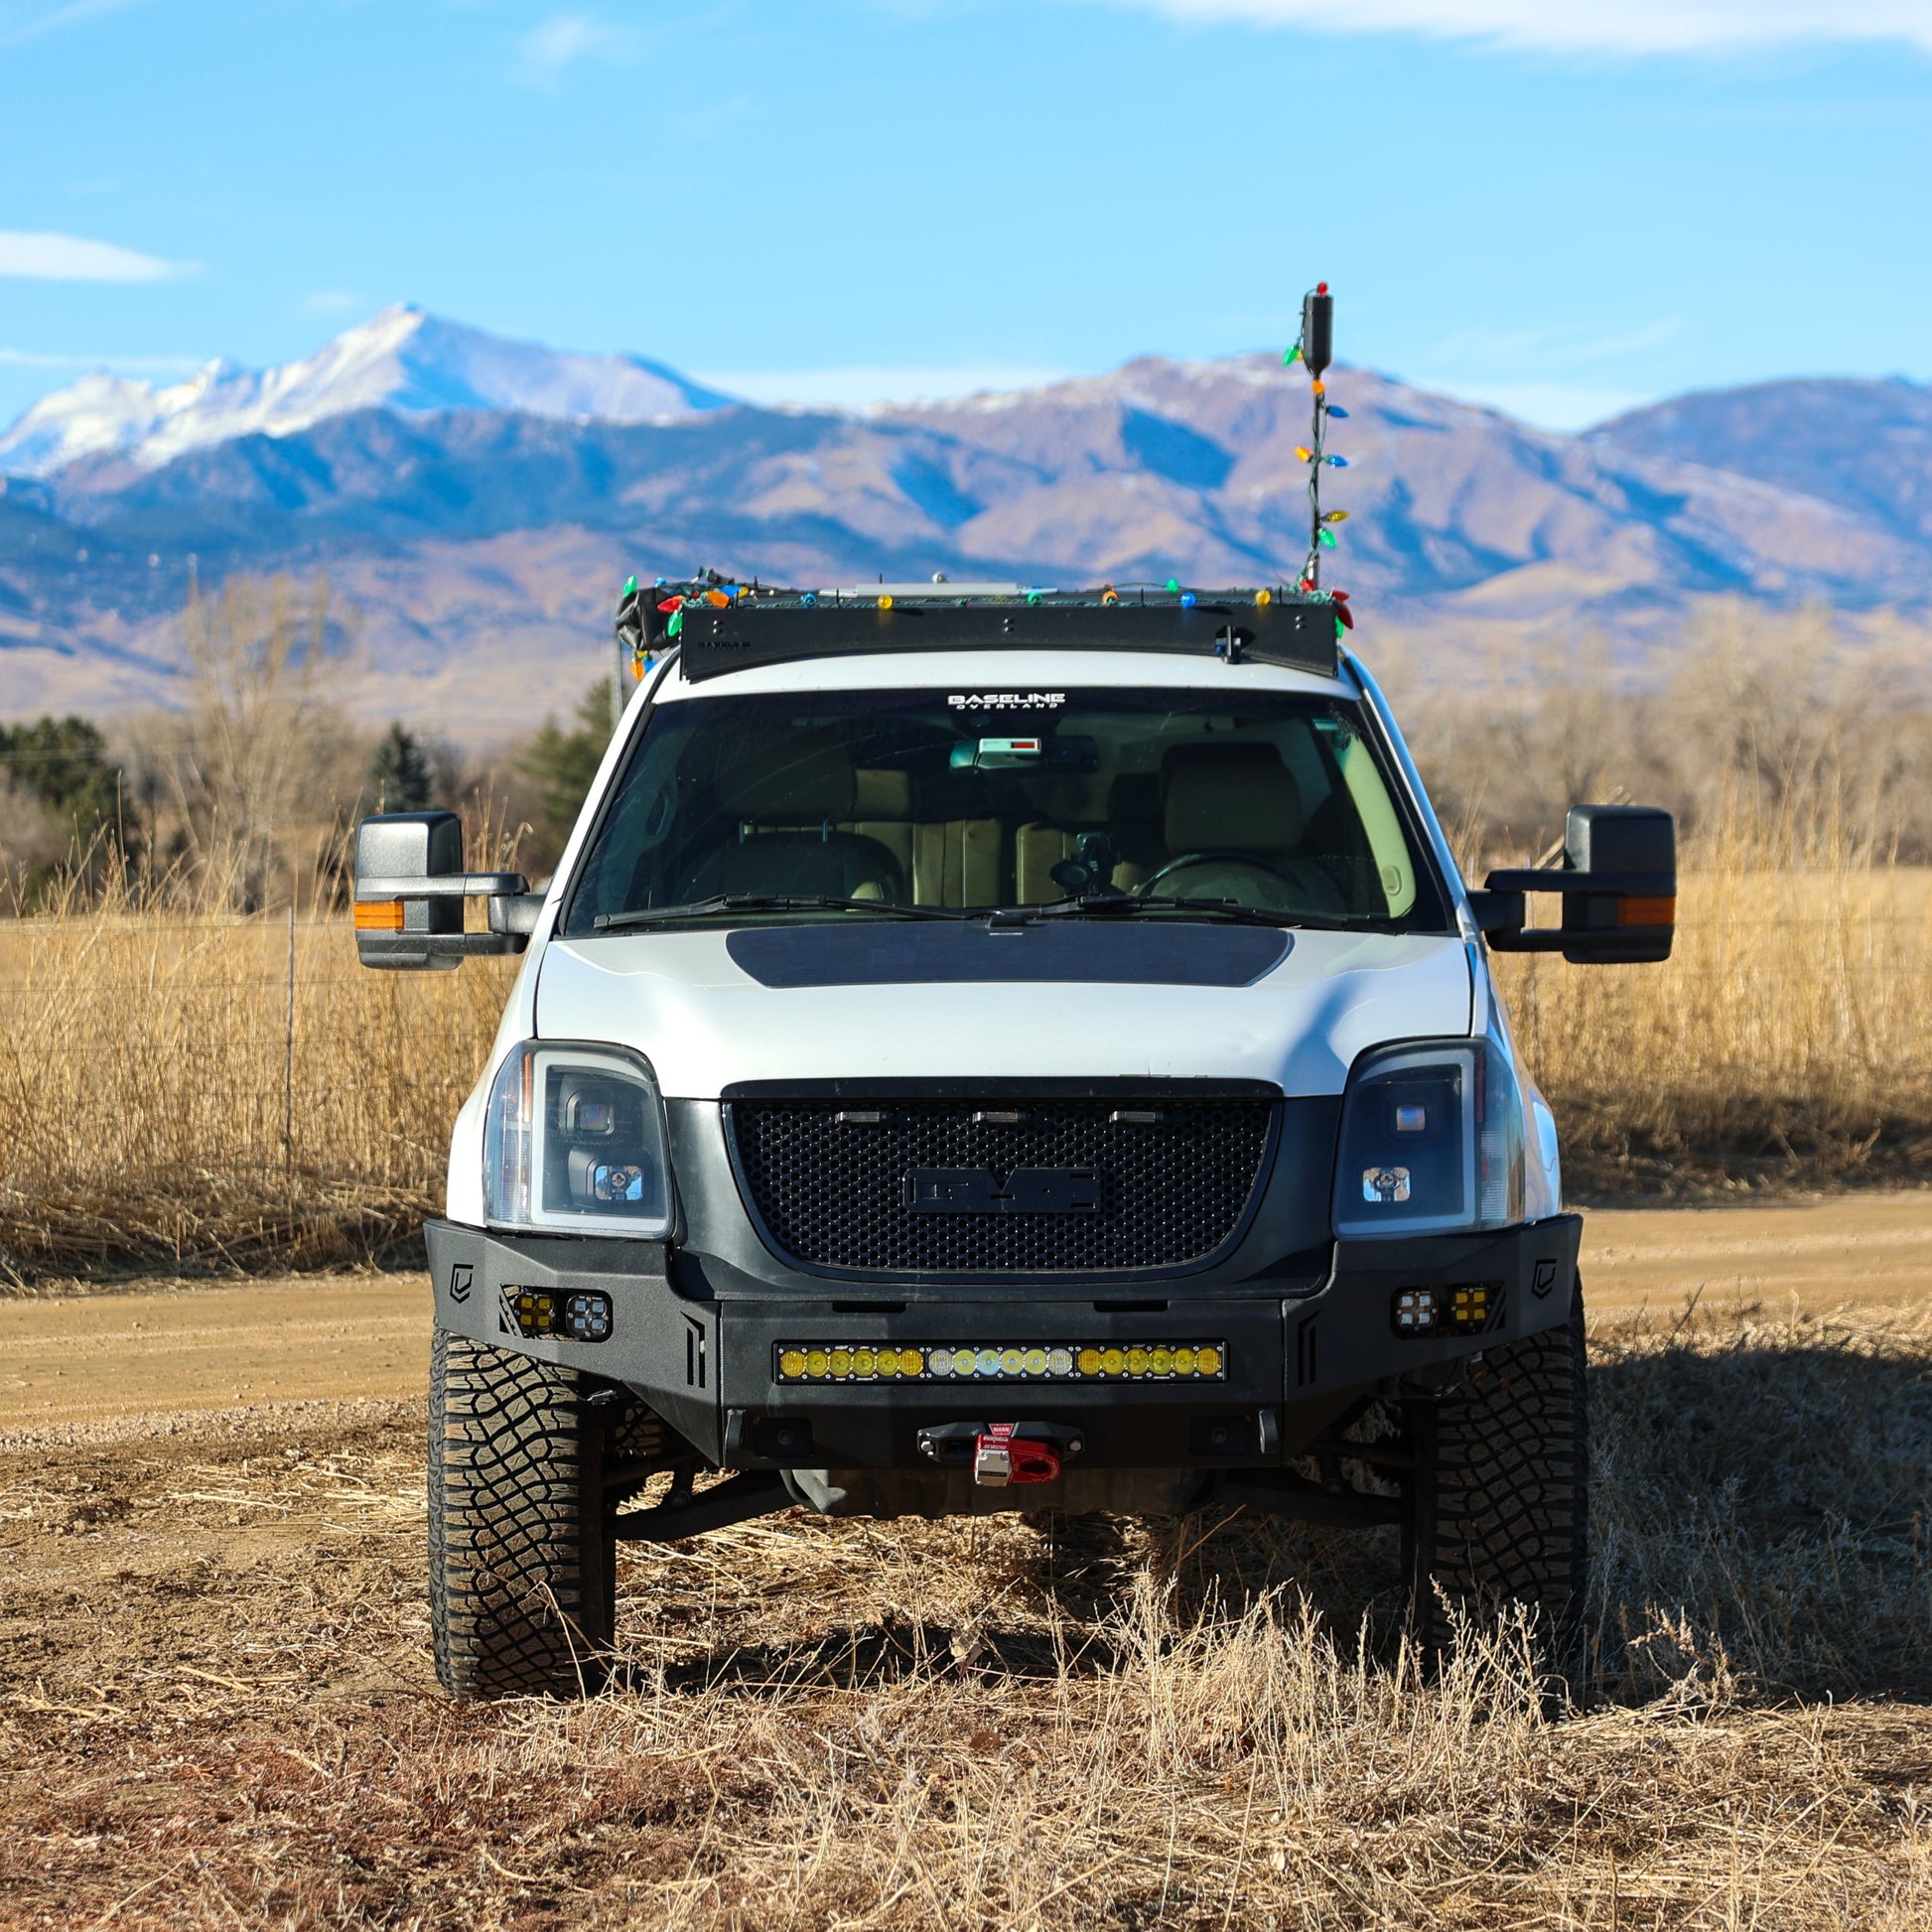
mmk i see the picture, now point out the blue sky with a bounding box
[3,0,1930,431]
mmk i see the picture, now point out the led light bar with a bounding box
[774,1341,1226,1385]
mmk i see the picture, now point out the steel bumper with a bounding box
[426,1213,1582,1471]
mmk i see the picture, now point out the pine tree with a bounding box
[369,721,434,812]
[516,682,618,851]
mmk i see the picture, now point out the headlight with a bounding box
[1331,1035,1525,1238]
[483,1041,673,1238]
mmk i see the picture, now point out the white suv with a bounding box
[353,579,1676,1700]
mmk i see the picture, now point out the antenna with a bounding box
[1286,283,1348,600]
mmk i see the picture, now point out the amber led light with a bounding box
[774,1341,1226,1384]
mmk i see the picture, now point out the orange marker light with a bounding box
[1618,896,1677,927]
[354,900,405,931]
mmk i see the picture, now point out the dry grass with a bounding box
[1500,860,1932,1196]
[1,842,1928,1280]
[5,1296,1932,1928]
[0,907,513,1279]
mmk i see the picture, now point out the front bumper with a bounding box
[426,1213,1582,1473]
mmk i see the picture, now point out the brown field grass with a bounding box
[1,845,1927,1281]
[5,1294,1932,1928]
[1498,859,1932,1196]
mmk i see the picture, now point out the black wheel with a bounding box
[428,1328,620,1700]
[1405,1286,1589,1695]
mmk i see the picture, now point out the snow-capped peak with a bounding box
[0,306,739,477]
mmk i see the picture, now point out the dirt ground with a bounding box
[7,1192,1927,1441]
[3,1194,1930,1928]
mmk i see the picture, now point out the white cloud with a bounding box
[517,12,623,76]
[1076,0,1932,54]
[1412,378,1660,430]
[0,0,142,50]
[1420,318,1685,368]
[303,290,365,316]
[692,364,1074,409]
[0,346,198,370]
[0,229,191,282]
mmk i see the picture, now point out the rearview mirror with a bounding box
[1468,805,1676,964]
[352,810,537,970]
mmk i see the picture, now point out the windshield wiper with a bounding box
[593,894,972,932]
[1016,894,1353,931]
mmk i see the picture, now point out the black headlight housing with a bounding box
[482,1041,673,1239]
[1331,1036,1525,1238]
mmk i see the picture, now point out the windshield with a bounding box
[559,686,1448,936]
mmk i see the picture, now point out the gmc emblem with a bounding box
[904,1169,1102,1214]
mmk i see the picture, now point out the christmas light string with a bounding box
[1284,282,1354,630]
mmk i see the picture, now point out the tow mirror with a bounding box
[352,810,539,970]
[1468,805,1676,964]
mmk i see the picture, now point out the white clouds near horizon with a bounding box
[694,364,1075,409]
[1076,0,1932,53]
[0,229,190,281]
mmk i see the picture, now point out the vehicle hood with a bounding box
[532,922,1473,1098]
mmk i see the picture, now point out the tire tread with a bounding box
[428,1328,615,1700]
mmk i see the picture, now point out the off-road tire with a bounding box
[428,1328,618,1700]
[1406,1286,1589,1695]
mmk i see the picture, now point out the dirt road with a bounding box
[4,1195,1930,1926]
[3,1192,1925,1441]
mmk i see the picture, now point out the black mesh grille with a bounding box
[728,1095,1275,1277]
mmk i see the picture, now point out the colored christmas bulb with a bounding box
[1296,446,1314,462]
[1179,592,1197,608]
[1165,578,1180,591]
[1311,380,1326,396]
[1324,509,1350,522]
[1318,527,1337,548]
[1284,343,1303,366]
[621,574,637,597]
[878,593,895,610]
[1326,405,1350,419]
[1254,588,1273,606]
[666,609,684,637]
[1325,455,1348,468]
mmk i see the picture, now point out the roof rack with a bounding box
[615,578,1344,685]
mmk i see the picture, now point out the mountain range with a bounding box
[3,308,1928,738]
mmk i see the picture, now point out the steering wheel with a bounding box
[1139,849,1347,916]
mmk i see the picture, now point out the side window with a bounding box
[1332,730,1417,916]
[567,724,687,929]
